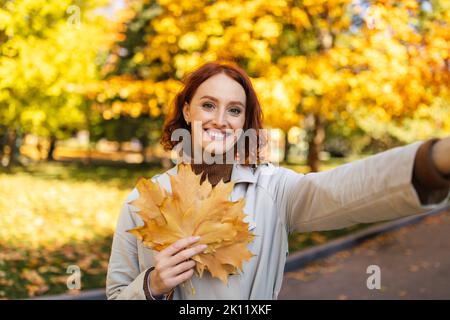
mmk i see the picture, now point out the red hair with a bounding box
[161,61,266,165]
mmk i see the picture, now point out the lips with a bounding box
[203,129,232,141]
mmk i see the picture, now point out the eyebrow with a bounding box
[200,95,245,108]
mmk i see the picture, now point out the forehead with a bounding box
[193,73,246,104]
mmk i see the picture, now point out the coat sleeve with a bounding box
[106,188,150,300]
[276,141,450,234]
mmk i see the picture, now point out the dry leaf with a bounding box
[127,163,255,285]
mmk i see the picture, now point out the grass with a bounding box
[0,161,161,299]
[0,156,373,299]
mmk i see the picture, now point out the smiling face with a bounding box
[182,73,246,157]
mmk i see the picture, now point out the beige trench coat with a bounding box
[106,141,450,300]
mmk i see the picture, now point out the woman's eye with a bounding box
[202,102,214,109]
[229,107,241,115]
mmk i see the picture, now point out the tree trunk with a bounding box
[83,135,92,166]
[307,114,326,172]
[0,127,5,161]
[140,137,149,163]
[83,102,92,166]
[301,8,331,173]
[4,128,17,168]
[47,135,57,161]
[283,130,290,163]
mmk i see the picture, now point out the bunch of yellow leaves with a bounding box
[127,163,255,285]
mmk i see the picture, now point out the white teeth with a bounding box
[205,129,229,141]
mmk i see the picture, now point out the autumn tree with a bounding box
[104,0,449,170]
[97,0,304,162]
[0,0,110,165]
[350,0,450,146]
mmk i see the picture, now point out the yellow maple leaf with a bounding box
[127,163,255,285]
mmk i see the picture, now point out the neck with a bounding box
[186,149,235,186]
[190,161,234,187]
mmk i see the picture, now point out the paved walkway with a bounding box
[279,210,450,299]
[37,210,450,300]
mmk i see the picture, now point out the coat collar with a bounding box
[166,162,257,184]
[231,163,257,184]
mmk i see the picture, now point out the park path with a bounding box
[278,210,450,299]
[37,210,450,300]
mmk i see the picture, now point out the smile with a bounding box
[203,129,232,141]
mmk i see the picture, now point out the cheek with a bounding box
[231,116,245,130]
[191,110,208,123]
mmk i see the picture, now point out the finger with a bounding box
[171,268,195,287]
[166,259,196,278]
[161,236,201,258]
[168,244,207,266]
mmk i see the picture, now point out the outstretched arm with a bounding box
[278,138,450,234]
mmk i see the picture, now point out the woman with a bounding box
[106,61,450,300]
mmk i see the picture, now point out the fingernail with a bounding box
[192,236,201,241]
[200,244,207,249]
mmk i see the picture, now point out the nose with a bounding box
[212,109,227,128]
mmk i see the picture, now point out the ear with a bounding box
[182,102,191,124]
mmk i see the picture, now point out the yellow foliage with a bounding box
[100,0,450,140]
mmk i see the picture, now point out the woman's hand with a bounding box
[149,236,207,296]
[432,136,450,176]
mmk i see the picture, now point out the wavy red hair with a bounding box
[161,61,266,165]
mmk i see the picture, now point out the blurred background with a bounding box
[0,0,449,299]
